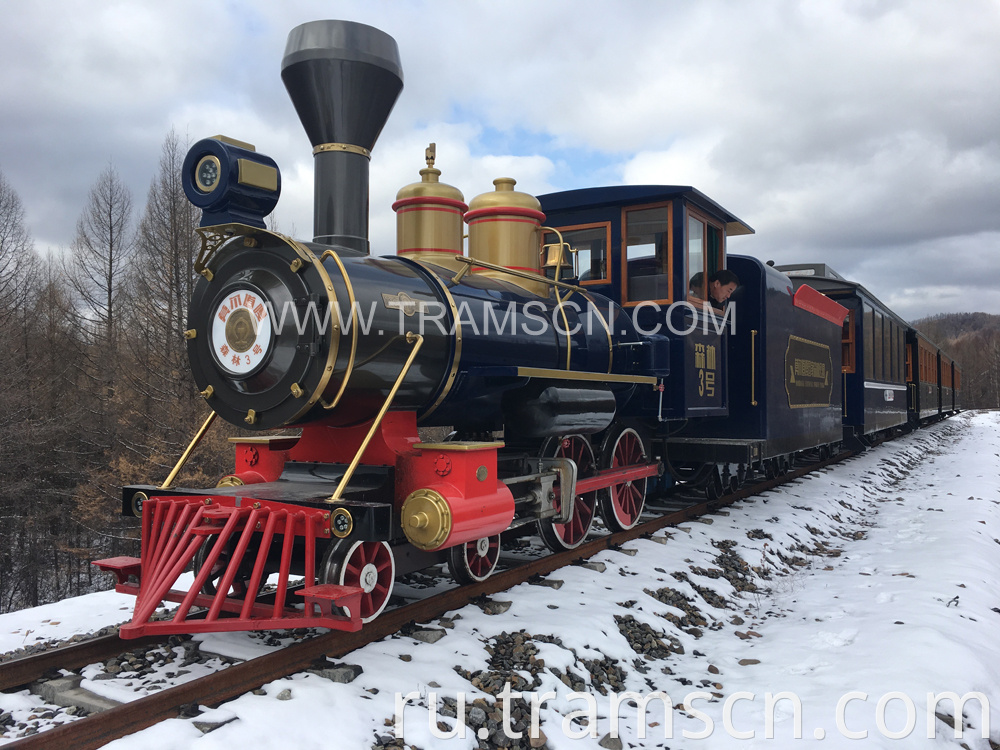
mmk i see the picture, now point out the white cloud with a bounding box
[0,0,997,320]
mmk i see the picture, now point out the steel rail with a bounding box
[3,450,850,749]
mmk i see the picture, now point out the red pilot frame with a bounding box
[95,495,364,638]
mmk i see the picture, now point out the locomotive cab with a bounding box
[538,185,754,422]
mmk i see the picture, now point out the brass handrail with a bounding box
[750,329,759,406]
[449,255,582,292]
[160,412,218,489]
[327,332,425,502]
[541,226,573,370]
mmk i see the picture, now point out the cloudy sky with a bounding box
[1,0,998,321]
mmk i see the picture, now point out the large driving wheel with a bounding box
[448,535,501,584]
[598,426,648,531]
[320,540,395,622]
[538,434,598,551]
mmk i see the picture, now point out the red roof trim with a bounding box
[793,284,849,325]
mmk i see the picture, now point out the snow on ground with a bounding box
[2,411,1000,749]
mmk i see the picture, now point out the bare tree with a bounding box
[66,162,136,359]
[0,167,38,321]
[58,163,138,559]
[122,130,205,468]
[0,181,94,610]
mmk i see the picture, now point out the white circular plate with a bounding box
[211,288,273,375]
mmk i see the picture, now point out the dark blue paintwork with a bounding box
[776,264,909,446]
[674,256,844,456]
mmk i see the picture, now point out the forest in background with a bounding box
[913,312,1000,409]
[0,133,994,614]
[0,131,242,614]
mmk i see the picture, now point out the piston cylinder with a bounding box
[400,482,514,551]
[398,442,515,551]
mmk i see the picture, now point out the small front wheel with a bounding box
[447,535,501,585]
[319,540,395,622]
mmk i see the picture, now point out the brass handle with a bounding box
[160,411,218,489]
[328,332,425,502]
[750,329,758,406]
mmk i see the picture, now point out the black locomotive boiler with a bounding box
[95,20,958,638]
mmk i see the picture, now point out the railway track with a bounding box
[1,450,850,749]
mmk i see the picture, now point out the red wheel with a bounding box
[448,535,501,584]
[599,427,648,531]
[538,435,597,551]
[320,540,395,622]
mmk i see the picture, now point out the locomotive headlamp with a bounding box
[194,155,222,193]
[182,136,281,229]
[330,508,354,538]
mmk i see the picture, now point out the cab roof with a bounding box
[538,185,755,237]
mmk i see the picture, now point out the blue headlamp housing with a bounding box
[182,136,281,229]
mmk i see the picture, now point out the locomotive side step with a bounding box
[92,556,142,591]
[297,584,365,625]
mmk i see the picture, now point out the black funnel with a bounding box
[282,20,403,251]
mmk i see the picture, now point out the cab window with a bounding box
[542,223,610,283]
[623,204,671,303]
[686,210,724,301]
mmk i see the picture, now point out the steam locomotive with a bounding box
[94,20,960,638]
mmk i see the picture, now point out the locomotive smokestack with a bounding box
[281,20,403,252]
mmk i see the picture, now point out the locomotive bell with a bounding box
[466,178,548,296]
[393,144,468,271]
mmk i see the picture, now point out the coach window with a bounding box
[889,323,897,382]
[863,304,874,380]
[900,334,907,382]
[893,325,901,382]
[842,309,856,373]
[900,335,906,383]
[873,310,883,381]
[624,204,672,303]
[542,223,610,283]
[888,321,895,381]
[686,210,723,302]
